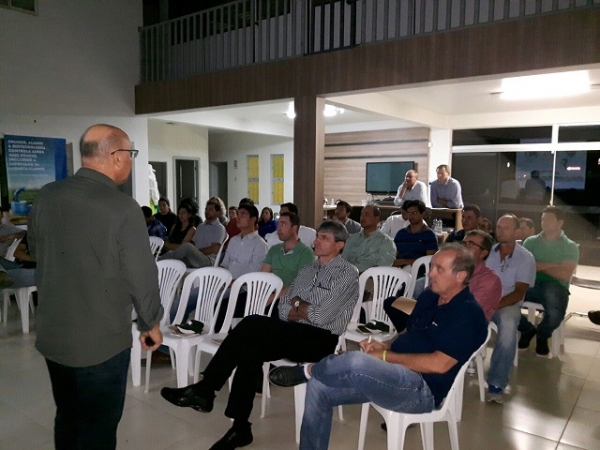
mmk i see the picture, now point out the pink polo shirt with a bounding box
[469,262,502,321]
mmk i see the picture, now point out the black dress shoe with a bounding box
[589,310,600,325]
[160,385,215,412]
[269,365,307,387]
[518,327,537,349]
[209,424,253,450]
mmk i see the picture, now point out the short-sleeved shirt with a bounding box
[391,288,487,406]
[523,231,579,289]
[193,219,227,259]
[394,226,438,260]
[221,230,269,279]
[485,243,536,298]
[469,263,502,321]
[380,215,409,239]
[341,230,396,273]
[263,240,316,287]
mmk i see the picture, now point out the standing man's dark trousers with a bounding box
[202,315,339,421]
[45,348,131,450]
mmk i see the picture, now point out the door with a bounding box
[175,158,199,206]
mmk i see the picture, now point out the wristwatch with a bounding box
[294,300,300,312]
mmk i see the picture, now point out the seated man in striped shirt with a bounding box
[160,220,359,450]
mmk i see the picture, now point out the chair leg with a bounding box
[476,352,485,403]
[2,291,10,326]
[144,350,152,393]
[16,288,30,333]
[131,329,142,387]
[447,417,460,450]
[293,383,306,444]
[260,363,268,419]
[357,403,370,450]
[420,422,434,450]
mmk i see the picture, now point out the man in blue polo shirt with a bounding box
[393,200,438,268]
[269,244,487,450]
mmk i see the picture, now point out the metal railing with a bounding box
[140,0,599,83]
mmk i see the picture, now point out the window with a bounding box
[247,155,259,203]
[271,155,284,204]
[0,0,36,14]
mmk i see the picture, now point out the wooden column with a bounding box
[293,96,325,229]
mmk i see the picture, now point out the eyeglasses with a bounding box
[462,240,484,250]
[111,149,139,159]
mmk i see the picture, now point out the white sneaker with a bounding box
[485,390,503,404]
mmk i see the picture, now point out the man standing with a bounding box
[269,245,487,450]
[142,205,168,240]
[160,221,359,450]
[429,164,464,209]
[393,200,438,268]
[341,205,396,273]
[161,200,226,268]
[333,200,361,234]
[446,204,482,243]
[518,206,579,356]
[28,124,164,449]
[393,170,429,206]
[485,215,536,404]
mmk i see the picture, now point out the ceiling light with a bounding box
[285,102,296,119]
[323,105,345,117]
[495,71,591,100]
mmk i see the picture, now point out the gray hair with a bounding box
[439,243,476,284]
[317,220,349,243]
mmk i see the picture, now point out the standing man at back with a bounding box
[29,124,164,450]
[429,164,463,209]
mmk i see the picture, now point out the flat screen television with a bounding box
[366,161,415,195]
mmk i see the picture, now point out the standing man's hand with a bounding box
[140,323,163,351]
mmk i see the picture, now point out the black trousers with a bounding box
[45,348,130,450]
[202,315,338,421]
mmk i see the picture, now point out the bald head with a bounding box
[404,170,418,188]
[80,124,133,185]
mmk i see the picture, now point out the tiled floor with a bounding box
[1,265,599,450]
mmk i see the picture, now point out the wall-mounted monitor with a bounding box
[366,161,415,195]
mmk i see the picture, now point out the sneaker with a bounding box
[535,338,549,357]
[269,365,307,387]
[518,327,537,349]
[486,385,503,404]
[466,361,476,375]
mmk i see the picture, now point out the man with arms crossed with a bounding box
[269,244,487,450]
[29,124,164,449]
[485,215,536,404]
[394,169,429,206]
[429,164,464,209]
[518,206,579,356]
[160,221,359,450]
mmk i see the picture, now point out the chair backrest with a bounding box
[173,267,233,331]
[223,272,283,327]
[406,255,433,299]
[156,259,187,326]
[213,234,229,267]
[149,236,164,261]
[361,267,412,329]
[5,238,23,262]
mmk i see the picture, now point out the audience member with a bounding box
[154,197,177,234]
[333,200,361,235]
[393,200,438,268]
[380,204,409,239]
[485,214,536,404]
[265,203,316,248]
[160,200,227,268]
[518,217,536,241]
[268,245,487,450]
[518,206,579,356]
[209,196,229,227]
[446,204,482,243]
[160,221,359,450]
[393,170,429,207]
[179,197,202,227]
[225,206,241,247]
[238,197,255,206]
[0,211,26,267]
[162,204,196,252]
[142,206,167,240]
[480,217,496,240]
[258,207,277,238]
[429,164,464,209]
[341,205,395,273]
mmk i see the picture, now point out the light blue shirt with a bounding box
[394,180,429,206]
[429,177,464,209]
[485,243,536,299]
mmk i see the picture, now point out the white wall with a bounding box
[0,1,150,205]
[209,132,294,210]
[147,120,210,209]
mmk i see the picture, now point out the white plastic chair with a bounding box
[521,301,564,358]
[406,255,432,299]
[131,260,186,388]
[1,239,36,333]
[213,234,229,267]
[193,272,283,385]
[344,267,412,346]
[4,238,22,262]
[357,326,492,450]
[145,267,232,392]
[149,236,164,261]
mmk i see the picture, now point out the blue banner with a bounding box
[4,135,68,216]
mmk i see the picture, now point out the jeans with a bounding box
[487,304,521,390]
[300,352,434,450]
[519,282,570,340]
[45,348,131,450]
